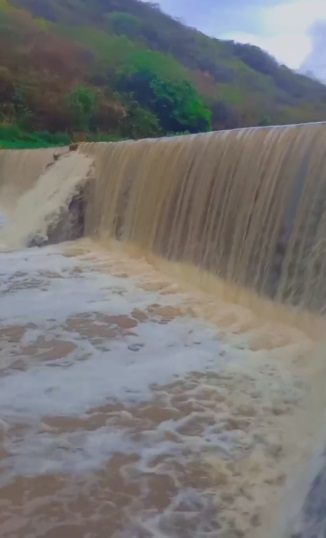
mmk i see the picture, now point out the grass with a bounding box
[0,124,127,149]
[0,124,71,149]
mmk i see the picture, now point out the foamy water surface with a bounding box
[0,240,324,537]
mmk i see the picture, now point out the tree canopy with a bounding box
[0,0,325,147]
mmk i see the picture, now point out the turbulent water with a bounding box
[82,123,326,314]
[0,149,92,249]
[1,125,326,538]
[0,147,66,208]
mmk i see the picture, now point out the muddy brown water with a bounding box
[0,242,325,538]
[1,125,326,537]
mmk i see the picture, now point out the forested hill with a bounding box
[1,0,326,146]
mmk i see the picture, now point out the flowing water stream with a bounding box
[0,125,326,537]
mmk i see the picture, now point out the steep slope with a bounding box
[0,0,127,141]
[1,0,326,144]
[0,3,91,132]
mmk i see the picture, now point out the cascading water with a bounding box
[0,148,93,249]
[0,147,63,207]
[1,124,326,538]
[2,124,326,314]
[81,123,326,315]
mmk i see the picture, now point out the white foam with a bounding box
[0,330,224,417]
[0,246,183,324]
[0,152,92,250]
[0,244,318,538]
[0,246,232,472]
[3,427,134,477]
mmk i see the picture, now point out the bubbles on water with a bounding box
[0,150,93,251]
[1,126,326,537]
[0,244,323,538]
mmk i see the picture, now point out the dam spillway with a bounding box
[1,123,326,538]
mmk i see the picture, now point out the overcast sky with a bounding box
[146,0,326,80]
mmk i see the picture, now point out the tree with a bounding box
[66,85,97,132]
[122,102,162,139]
[106,12,143,39]
[210,100,239,130]
[119,70,212,133]
[258,116,271,127]
[150,77,212,133]
[13,85,32,129]
[0,67,15,122]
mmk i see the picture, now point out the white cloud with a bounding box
[261,0,325,67]
[301,20,326,81]
[145,0,326,77]
[221,31,310,68]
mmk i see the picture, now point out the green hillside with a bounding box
[1,0,326,146]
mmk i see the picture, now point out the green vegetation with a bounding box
[0,0,325,147]
[66,85,97,132]
[0,124,70,149]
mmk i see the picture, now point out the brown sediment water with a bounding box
[0,124,326,537]
[0,149,92,248]
[2,124,326,316]
[81,123,326,316]
[0,147,68,208]
[1,241,324,538]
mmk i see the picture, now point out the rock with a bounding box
[45,181,91,245]
[26,178,92,248]
[69,143,79,152]
[27,233,47,248]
